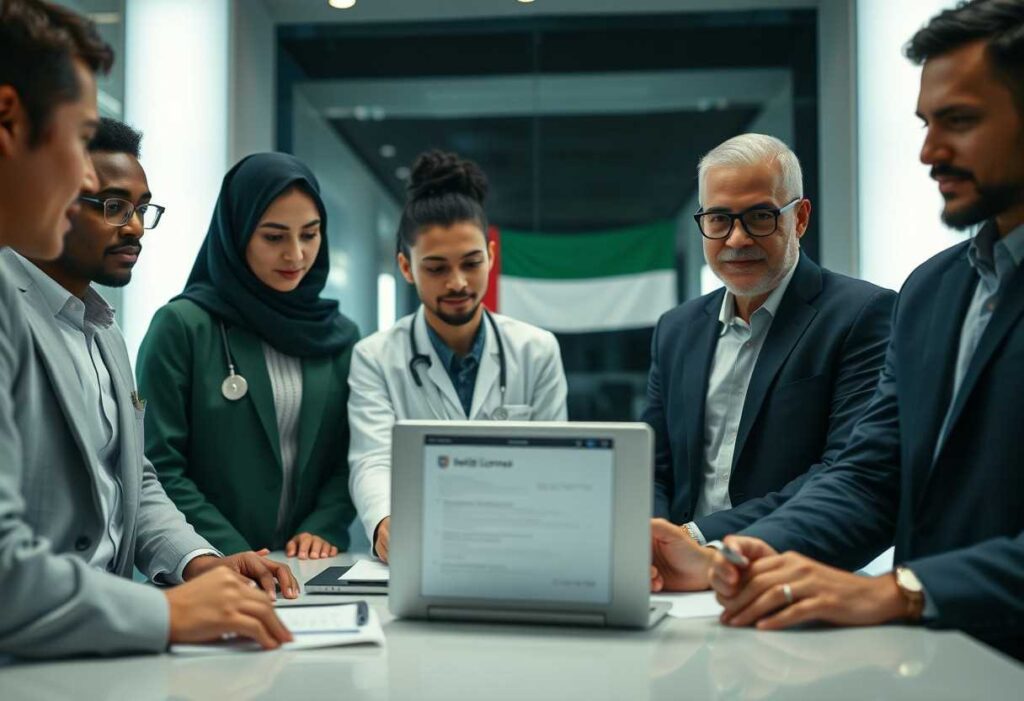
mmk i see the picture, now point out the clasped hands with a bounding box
[650,519,907,630]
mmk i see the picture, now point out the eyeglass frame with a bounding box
[78,194,166,230]
[693,196,803,240]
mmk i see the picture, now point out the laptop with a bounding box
[388,421,670,629]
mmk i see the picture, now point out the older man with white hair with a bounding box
[643,133,896,591]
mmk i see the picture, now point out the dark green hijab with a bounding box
[177,152,359,358]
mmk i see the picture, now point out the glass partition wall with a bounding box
[278,10,820,421]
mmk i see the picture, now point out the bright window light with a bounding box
[123,0,229,367]
[377,273,396,331]
[857,0,966,291]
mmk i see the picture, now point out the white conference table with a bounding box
[1,552,1021,700]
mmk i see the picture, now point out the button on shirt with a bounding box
[17,256,124,572]
[427,320,486,417]
[695,263,799,521]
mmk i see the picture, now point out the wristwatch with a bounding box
[894,565,925,622]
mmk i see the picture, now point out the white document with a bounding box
[341,559,390,583]
[420,437,615,604]
[651,591,724,619]
[170,604,385,655]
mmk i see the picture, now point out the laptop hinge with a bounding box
[427,606,606,627]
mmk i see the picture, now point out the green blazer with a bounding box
[136,299,358,554]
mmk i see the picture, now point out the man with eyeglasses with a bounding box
[643,133,896,591]
[0,116,299,658]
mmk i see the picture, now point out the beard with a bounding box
[714,234,799,299]
[431,294,482,326]
[941,181,1024,230]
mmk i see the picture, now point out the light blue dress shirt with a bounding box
[18,257,125,572]
[427,318,487,418]
[691,262,799,535]
[17,255,215,582]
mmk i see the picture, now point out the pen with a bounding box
[355,600,369,626]
[708,540,748,567]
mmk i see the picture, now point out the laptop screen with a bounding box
[419,435,615,604]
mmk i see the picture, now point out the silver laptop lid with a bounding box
[389,421,654,628]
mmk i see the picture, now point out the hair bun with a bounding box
[408,150,488,204]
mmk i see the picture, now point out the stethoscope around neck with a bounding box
[409,307,508,418]
[219,321,249,401]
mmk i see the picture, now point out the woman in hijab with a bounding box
[137,153,360,559]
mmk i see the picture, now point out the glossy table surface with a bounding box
[2,552,1021,700]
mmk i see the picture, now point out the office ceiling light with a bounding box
[379,144,396,159]
[395,166,411,181]
[328,0,357,9]
[517,0,536,4]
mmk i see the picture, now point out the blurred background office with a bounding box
[65,0,962,422]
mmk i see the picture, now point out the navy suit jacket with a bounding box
[643,253,895,540]
[744,240,1024,659]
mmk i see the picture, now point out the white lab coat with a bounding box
[347,307,568,542]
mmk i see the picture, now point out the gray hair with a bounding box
[697,133,803,206]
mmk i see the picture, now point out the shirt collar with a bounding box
[14,252,115,331]
[968,220,1024,273]
[426,314,487,371]
[718,255,799,332]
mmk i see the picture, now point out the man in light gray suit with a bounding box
[0,21,298,655]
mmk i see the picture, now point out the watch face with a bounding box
[897,566,924,593]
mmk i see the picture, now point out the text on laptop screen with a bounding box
[420,435,615,604]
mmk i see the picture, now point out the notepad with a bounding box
[651,591,724,619]
[170,602,385,655]
[339,559,390,583]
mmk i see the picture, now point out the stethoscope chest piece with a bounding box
[221,373,249,401]
[218,320,249,401]
[492,407,508,420]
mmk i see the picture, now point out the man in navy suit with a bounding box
[653,0,1024,660]
[643,133,895,565]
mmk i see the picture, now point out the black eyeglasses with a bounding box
[79,195,166,230]
[694,197,802,240]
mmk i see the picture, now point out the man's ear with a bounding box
[0,86,29,159]
[397,251,416,285]
[794,198,812,239]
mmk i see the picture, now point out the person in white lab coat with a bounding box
[347,150,568,561]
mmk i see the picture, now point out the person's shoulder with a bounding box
[354,313,413,358]
[654,287,723,336]
[0,272,28,346]
[817,265,896,304]
[900,239,971,293]
[491,312,558,347]
[152,298,215,329]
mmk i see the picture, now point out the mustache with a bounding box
[717,248,767,262]
[931,164,975,181]
[106,241,142,255]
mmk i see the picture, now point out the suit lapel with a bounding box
[732,256,820,469]
[933,257,1024,465]
[912,256,976,488]
[227,327,282,468]
[295,355,331,479]
[94,330,138,574]
[16,287,105,517]
[682,292,721,510]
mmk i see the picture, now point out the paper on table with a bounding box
[651,591,724,619]
[340,559,390,583]
[170,604,385,655]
